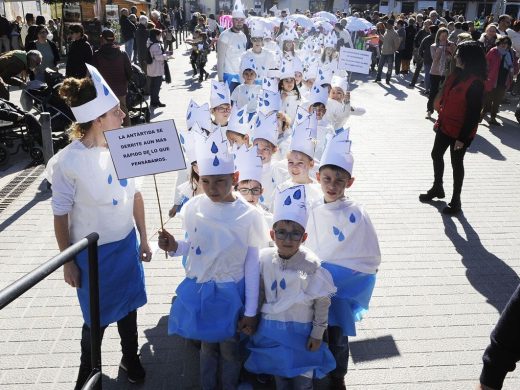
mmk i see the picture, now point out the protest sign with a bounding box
[338,47,372,74]
[104,120,186,180]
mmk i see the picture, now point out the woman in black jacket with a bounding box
[65,24,93,79]
[25,24,60,81]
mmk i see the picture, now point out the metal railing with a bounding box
[0,232,102,390]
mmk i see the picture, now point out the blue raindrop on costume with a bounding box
[217,93,225,100]
[103,84,110,96]
[213,156,220,166]
[108,174,113,184]
[338,232,345,241]
[91,71,101,82]
[187,112,192,120]
[112,199,118,206]
[333,226,340,236]
[196,246,202,255]
[211,142,218,154]
[265,92,269,98]
[264,100,270,107]
[280,278,286,289]
[259,195,265,202]
[256,117,261,126]
[267,81,271,87]
[119,179,128,187]
[349,213,356,223]
[284,196,292,206]
[194,227,197,232]
[281,67,285,73]
[293,189,301,200]
[239,117,244,124]
[297,112,303,120]
[271,280,277,291]
[180,133,185,144]
[213,84,218,89]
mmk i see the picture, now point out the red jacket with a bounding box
[437,74,481,140]
[485,47,519,91]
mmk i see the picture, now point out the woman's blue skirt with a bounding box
[169,277,245,343]
[321,262,376,337]
[245,320,336,379]
[76,229,147,327]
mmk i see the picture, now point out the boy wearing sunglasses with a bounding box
[245,185,337,388]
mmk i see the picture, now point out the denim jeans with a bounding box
[274,375,313,389]
[200,335,241,390]
[376,53,394,81]
[124,38,134,61]
[423,63,432,91]
[149,76,163,106]
[327,326,349,379]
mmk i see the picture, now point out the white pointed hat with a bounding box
[192,123,235,176]
[279,59,295,80]
[302,36,315,52]
[292,56,304,75]
[210,80,231,108]
[179,129,196,164]
[186,99,211,131]
[293,105,311,125]
[331,75,349,93]
[317,67,333,86]
[308,79,329,106]
[319,127,353,175]
[258,89,281,115]
[252,111,278,146]
[281,27,298,42]
[250,23,264,38]
[71,64,119,123]
[227,104,249,136]
[232,0,246,18]
[303,61,318,81]
[290,110,318,159]
[323,31,338,48]
[234,144,263,183]
[262,76,278,92]
[240,56,258,75]
[273,185,308,229]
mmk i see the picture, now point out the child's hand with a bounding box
[158,229,177,252]
[238,315,258,335]
[306,337,322,352]
[168,205,178,218]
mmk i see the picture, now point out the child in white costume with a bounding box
[245,185,336,387]
[159,124,269,389]
[306,129,381,388]
[278,59,301,123]
[239,23,276,83]
[231,59,262,121]
[307,79,334,161]
[324,76,366,130]
[273,108,323,207]
[210,80,232,133]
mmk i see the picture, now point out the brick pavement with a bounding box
[1,48,520,389]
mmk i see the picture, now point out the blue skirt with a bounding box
[245,320,336,379]
[321,262,376,337]
[76,229,147,327]
[169,277,245,343]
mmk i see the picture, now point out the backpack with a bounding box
[146,44,154,64]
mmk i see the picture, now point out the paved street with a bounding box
[1,45,520,390]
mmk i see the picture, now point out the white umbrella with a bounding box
[314,20,334,33]
[345,17,373,32]
[314,11,338,24]
[288,14,314,30]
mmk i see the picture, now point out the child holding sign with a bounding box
[158,124,269,389]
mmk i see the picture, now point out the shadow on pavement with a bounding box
[380,83,408,101]
[427,200,519,313]
[350,335,400,363]
[467,133,506,161]
[488,117,520,152]
[0,180,51,231]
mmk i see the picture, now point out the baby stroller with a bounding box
[126,64,151,125]
[0,99,45,165]
[21,69,73,149]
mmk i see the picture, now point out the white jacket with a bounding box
[146,41,167,77]
[217,28,247,81]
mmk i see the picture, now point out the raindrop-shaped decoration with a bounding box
[195,246,202,255]
[271,280,277,290]
[213,156,220,166]
[293,189,301,200]
[91,71,101,82]
[259,195,265,202]
[112,199,118,206]
[284,196,292,206]
[338,232,345,242]
[297,112,303,120]
[217,92,225,100]
[103,85,110,96]
[239,117,244,124]
[238,109,244,117]
[267,81,271,87]
[108,174,113,184]
[213,84,218,90]
[280,278,286,289]
[119,179,128,187]
[333,226,340,236]
[186,112,192,120]
[211,142,218,154]
[281,67,285,73]
[349,213,356,223]
[265,100,270,107]
[179,133,185,144]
